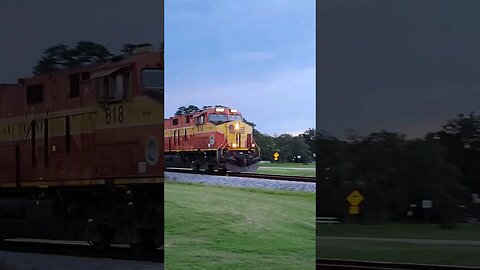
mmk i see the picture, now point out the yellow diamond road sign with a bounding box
[273,152,279,161]
[346,190,364,206]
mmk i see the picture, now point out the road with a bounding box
[317,236,480,245]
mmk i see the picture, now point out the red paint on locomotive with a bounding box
[0,51,164,187]
[164,106,260,172]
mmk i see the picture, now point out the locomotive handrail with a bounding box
[219,135,228,158]
[22,120,34,146]
[252,139,261,161]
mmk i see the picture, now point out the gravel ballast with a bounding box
[166,172,316,192]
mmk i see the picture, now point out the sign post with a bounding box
[422,199,433,224]
[273,152,279,161]
[346,190,364,215]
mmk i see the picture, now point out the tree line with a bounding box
[317,112,480,228]
[32,41,163,75]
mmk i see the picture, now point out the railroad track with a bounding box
[165,168,316,182]
[0,239,163,263]
[317,259,480,270]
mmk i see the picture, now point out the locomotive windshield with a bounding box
[142,69,163,102]
[208,114,243,123]
[229,115,242,121]
[208,114,228,122]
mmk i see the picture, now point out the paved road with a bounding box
[0,251,163,270]
[317,236,480,245]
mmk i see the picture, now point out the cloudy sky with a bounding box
[165,0,315,135]
[318,0,480,139]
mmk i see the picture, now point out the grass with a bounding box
[165,181,316,270]
[256,162,316,177]
[317,224,480,266]
[317,223,480,240]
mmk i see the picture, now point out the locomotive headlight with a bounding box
[251,143,255,148]
[235,123,240,130]
[145,137,159,166]
[232,143,237,148]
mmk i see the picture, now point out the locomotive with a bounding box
[165,106,260,173]
[0,49,164,251]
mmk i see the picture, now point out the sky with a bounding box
[165,0,316,136]
[318,0,480,139]
[0,0,163,81]
[0,0,315,136]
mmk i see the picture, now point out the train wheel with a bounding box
[219,167,228,175]
[130,232,158,254]
[192,163,201,172]
[207,165,215,174]
[84,218,112,251]
[89,240,110,251]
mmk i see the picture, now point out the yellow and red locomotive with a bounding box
[0,49,164,251]
[165,106,260,173]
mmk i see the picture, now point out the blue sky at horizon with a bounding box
[165,0,315,136]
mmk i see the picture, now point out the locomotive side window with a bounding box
[186,116,190,123]
[26,84,43,104]
[142,69,164,90]
[172,119,178,126]
[96,69,131,103]
[195,114,205,125]
[81,72,90,81]
[69,73,80,98]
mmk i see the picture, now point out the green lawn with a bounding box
[165,181,316,270]
[317,223,480,240]
[317,224,480,266]
[259,162,316,168]
[256,162,316,177]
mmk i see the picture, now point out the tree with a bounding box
[33,41,113,75]
[316,135,355,218]
[253,130,278,161]
[300,128,316,156]
[33,44,69,74]
[175,105,202,116]
[120,43,153,55]
[202,105,228,110]
[433,112,480,193]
